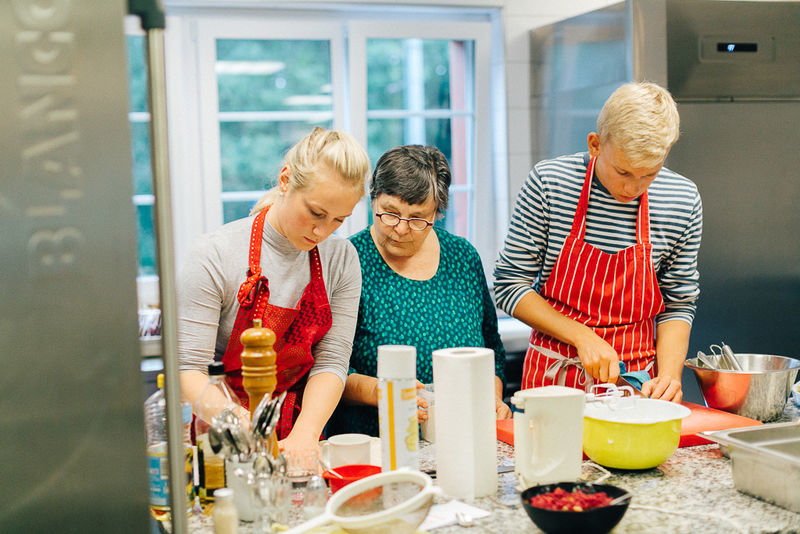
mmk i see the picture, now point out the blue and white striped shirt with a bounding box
[494,152,703,325]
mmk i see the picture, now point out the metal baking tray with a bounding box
[702,422,800,512]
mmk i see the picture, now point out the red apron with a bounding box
[522,156,665,390]
[222,208,332,440]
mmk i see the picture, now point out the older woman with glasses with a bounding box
[327,145,510,437]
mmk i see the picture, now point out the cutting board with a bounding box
[496,401,762,448]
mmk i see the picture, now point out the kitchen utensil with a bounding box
[454,510,492,531]
[708,343,742,371]
[520,482,631,534]
[583,398,690,469]
[285,469,440,534]
[695,350,717,369]
[616,377,646,397]
[685,353,800,421]
[497,401,763,449]
[321,464,382,493]
[208,420,225,455]
[455,511,476,527]
[262,391,287,439]
[720,343,744,371]
[319,458,345,479]
[511,386,585,489]
[702,422,800,512]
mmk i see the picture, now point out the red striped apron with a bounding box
[222,207,332,439]
[522,156,665,390]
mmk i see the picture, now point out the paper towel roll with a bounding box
[432,347,497,499]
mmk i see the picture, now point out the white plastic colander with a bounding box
[285,469,440,534]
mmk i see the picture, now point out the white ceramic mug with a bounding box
[322,433,372,468]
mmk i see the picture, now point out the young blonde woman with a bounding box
[178,127,370,453]
[495,82,703,402]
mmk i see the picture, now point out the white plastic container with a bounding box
[212,487,239,533]
[377,345,418,471]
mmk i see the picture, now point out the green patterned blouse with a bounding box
[327,227,506,437]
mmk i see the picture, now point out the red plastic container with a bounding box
[322,464,382,493]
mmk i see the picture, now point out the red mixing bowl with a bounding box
[322,464,382,493]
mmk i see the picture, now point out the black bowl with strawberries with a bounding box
[520,482,631,534]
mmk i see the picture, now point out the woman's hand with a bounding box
[278,429,321,456]
[416,381,429,423]
[495,397,512,419]
[574,331,620,383]
[642,376,683,402]
[233,404,252,430]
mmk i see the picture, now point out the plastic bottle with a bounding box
[212,487,239,534]
[376,345,419,471]
[145,373,194,521]
[194,361,239,503]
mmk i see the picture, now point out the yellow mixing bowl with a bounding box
[583,398,691,470]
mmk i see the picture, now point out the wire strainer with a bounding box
[285,469,440,534]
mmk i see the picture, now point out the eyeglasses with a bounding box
[375,212,434,231]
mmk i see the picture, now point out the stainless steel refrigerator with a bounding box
[0,1,149,531]
[530,0,800,402]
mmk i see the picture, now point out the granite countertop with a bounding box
[189,401,800,533]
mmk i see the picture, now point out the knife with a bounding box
[616,376,647,397]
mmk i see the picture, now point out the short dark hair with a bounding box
[370,145,451,214]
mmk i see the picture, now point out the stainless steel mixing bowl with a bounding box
[685,353,800,421]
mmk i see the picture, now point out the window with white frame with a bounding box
[124,6,504,302]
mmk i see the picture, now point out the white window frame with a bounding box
[131,6,506,305]
[346,20,494,253]
[183,15,347,241]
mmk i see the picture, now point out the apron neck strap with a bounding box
[248,208,268,277]
[571,156,652,245]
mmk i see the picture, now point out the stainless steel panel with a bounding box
[529,1,631,161]
[667,102,800,357]
[705,423,800,512]
[666,0,800,99]
[0,1,149,531]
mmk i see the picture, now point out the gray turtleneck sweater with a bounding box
[177,215,361,384]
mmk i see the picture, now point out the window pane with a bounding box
[131,121,152,195]
[136,204,157,277]
[126,35,148,113]
[223,200,257,223]
[126,34,154,277]
[365,36,475,241]
[424,118,452,162]
[439,190,470,239]
[423,40,450,109]
[366,118,405,166]
[220,119,332,193]
[216,39,332,112]
[366,39,405,110]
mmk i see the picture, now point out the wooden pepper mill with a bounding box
[240,318,278,455]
